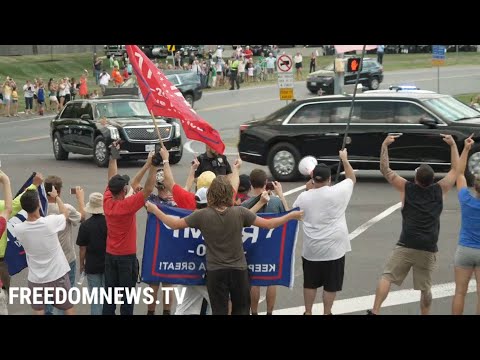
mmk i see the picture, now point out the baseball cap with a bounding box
[197,171,216,189]
[108,174,130,194]
[238,174,251,193]
[195,187,208,205]
[312,164,331,182]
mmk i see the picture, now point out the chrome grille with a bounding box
[123,126,172,142]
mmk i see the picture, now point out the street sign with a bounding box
[277,73,294,88]
[167,45,176,52]
[277,54,293,73]
[432,45,445,66]
[280,88,294,100]
[347,57,361,72]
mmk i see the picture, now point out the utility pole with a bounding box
[334,51,344,95]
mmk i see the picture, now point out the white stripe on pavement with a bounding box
[270,280,477,315]
[348,202,402,241]
[0,115,55,125]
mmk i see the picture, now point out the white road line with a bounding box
[270,280,476,315]
[348,202,402,241]
[0,115,55,125]
[0,153,51,156]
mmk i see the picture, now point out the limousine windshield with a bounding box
[423,96,480,122]
[95,101,151,119]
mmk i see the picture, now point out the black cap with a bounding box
[312,164,331,182]
[238,174,251,193]
[108,174,130,194]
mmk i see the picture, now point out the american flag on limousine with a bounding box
[125,45,225,155]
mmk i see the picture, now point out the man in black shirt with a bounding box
[368,134,460,315]
[195,145,232,179]
[76,192,107,315]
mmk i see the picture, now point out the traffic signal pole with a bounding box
[334,45,367,183]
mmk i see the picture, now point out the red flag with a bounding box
[334,45,378,54]
[125,45,225,154]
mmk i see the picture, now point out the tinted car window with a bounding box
[166,75,180,85]
[330,102,360,123]
[422,96,480,122]
[60,103,75,118]
[265,102,300,123]
[78,102,93,118]
[394,102,428,124]
[359,101,394,123]
[95,101,151,118]
[289,103,331,124]
[71,103,84,119]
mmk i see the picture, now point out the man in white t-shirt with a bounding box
[13,187,74,315]
[292,149,356,315]
[99,70,111,96]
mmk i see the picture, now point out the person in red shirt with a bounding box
[159,147,242,210]
[244,46,253,61]
[102,144,159,315]
[121,66,129,82]
[0,170,12,240]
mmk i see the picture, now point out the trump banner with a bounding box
[125,45,225,155]
[141,205,299,288]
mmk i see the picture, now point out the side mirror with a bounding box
[80,114,92,121]
[420,116,437,128]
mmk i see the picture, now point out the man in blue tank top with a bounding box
[368,134,460,315]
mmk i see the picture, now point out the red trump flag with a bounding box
[125,45,225,154]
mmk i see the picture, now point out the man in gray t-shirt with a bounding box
[146,175,304,315]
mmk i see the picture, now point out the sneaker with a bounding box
[366,310,376,315]
[163,309,171,315]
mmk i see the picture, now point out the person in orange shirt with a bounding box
[112,66,123,87]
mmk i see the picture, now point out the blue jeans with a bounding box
[87,273,105,315]
[94,69,101,84]
[47,260,76,315]
[102,254,138,315]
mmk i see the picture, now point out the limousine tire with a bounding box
[267,142,301,182]
[369,77,380,90]
[93,136,109,168]
[465,148,480,187]
[53,132,69,161]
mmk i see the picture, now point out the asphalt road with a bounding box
[2,65,480,315]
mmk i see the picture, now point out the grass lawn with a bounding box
[454,93,478,104]
[2,51,480,111]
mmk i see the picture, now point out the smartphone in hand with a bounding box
[70,188,77,195]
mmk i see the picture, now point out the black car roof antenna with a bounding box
[334,45,367,184]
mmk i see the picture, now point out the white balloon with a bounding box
[298,156,318,176]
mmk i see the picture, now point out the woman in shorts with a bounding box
[452,136,480,315]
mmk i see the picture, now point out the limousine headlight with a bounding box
[174,122,181,138]
[107,126,120,140]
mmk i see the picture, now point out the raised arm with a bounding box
[131,151,154,192]
[438,134,460,195]
[185,157,200,191]
[75,186,86,221]
[272,181,290,211]
[0,171,12,219]
[339,149,356,184]
[456,135,474,190]
[380,135,407,192]
[141,159,158,200]
[249,192,269,214]
[228,157,242,192]
[253,209,304,229]
[107,141,120,181]
[159,146,175,192]
[146,201,188,230]
[48,186,69,219]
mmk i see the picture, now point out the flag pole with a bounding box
[150,110,165,149]
[334,45,367,183]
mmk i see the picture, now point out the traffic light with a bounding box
[347,57,361,72]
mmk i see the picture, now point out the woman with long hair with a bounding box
[452,135,480,314]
